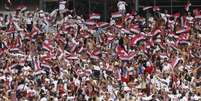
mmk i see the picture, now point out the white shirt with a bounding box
[107,84,113,93]
[162,63,172,72]
[40,97,48,101]
[74,78,80,86]
[26,18,32,25]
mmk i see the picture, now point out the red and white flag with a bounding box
[115,45,135,61]
[143,6,152,11]
[115,21,123,28]
[194,9,201,19]
[87,49,101,59]
[43,40,54,52]
[31,25,40,38]
[80,30,91,38]
[174,12,180,19]
[153,6,160,11]
[89,13,101,20]
[195,15,201,19]
[171,57,181,68]
[85,20,96,26]
[184,1,191,12]
[177,40,190,46]
[118,51,135,61]
[176,26,190,34]
[147,29,161,37]
[7,0,11,4]
[97,22,109,28]
[107,34,116,43]
[66,54,79,60]
[130,35,145,47]
[33,56,41,71]
[129,24,140,34]
[111,12,122,18]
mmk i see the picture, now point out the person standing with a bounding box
[117,0,127,16]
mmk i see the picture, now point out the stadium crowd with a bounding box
[0,0,201,101]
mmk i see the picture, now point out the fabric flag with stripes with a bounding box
[80,30,91,38]
[129,24,140,34]
[65,53,79,60]
[85,20,96,26]
[143,6,152,11]
[194,9,201,19]
[176,26,190,34]
[107,34,116,43]
[177,40,191,46]
[130,35,145,47]
[153,6,160,11]
[115,45,135,61]
[87,49,101,59]
[89,13,101,20]
[43,40,54,52]
[171,57,182,68]
[111,12,122,18]
[146,29,161,37]
[96,22,109,28]
[32,56,41,71]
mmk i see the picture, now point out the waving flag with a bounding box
[66,54,79,60]
[87,49,101,59]
[89,13,101,20]
[8,0,11,4]
[118,51,136,61]
[97,22,109,28]
[130,35,145,47]
[174,12,181,19]
[184,1,191,12]
[129,24,140,34]
[177,40,191,46]
[176,27,190,34]
[111,12,122,18]
[80,30,91,38]
[195,15,201,19]
[147,29,161,37]
[85,20,96,26]
[43,40,54,52]
[171,57,182,68]
[107,34,116,43]
[33,56,41,71]
[194,9,201,19]
[153,6,160,11]
[143,6,152,11]
[115,45,135,60]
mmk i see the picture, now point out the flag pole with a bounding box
[171,0,173,14]
[73,0,76,15]
[104,0,107,21]
[135,0,139,12]
[89,0,91,14]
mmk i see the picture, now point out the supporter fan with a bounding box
[0,1,200,101]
